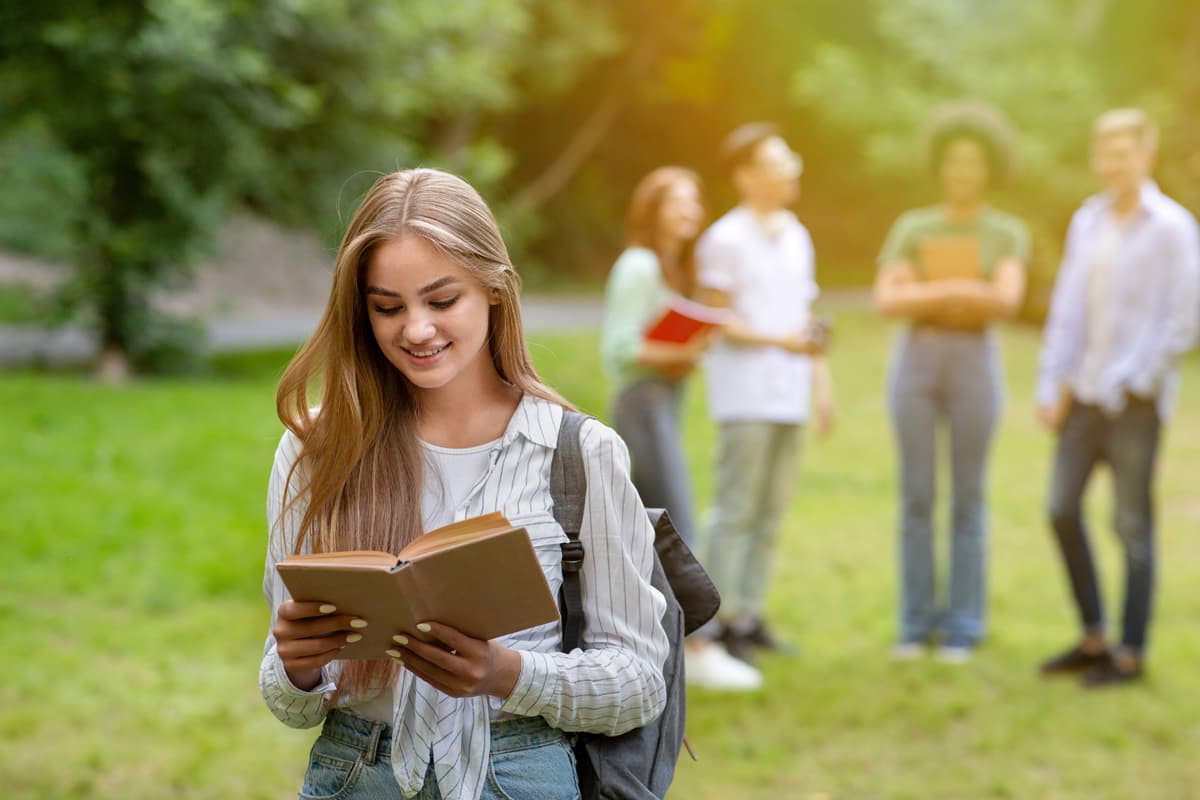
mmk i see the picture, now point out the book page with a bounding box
[279,550,400,569]
[397,511,513,561]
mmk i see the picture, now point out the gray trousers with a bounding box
[611,378,698,546]
[703,420,804,621]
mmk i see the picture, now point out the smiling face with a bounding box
[657,178,704,244]
[364,236,498,396]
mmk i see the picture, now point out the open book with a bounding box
[918,235,983,281]
[644,297,730,344]
[276,512,560,660]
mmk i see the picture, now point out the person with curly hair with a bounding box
[874,102,1030,663]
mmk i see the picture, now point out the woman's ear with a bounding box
[489,287,502,306]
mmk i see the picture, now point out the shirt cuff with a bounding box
[1035,378,1061,409]
[497,650,559,717]
[1128,370,1159,399]
[272,653,337,698]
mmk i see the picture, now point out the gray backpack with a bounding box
[551,411,721,800]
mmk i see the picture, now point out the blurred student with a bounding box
[694,123,835,673]
[600,167,756,691]
[601,167,709,548]
[1036,109,1199,687]
[260,168,668,798]
[874,103,1029,663]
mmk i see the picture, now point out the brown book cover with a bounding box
[918,235,983,281]
[276,512,560,659]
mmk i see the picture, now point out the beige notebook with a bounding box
[918,236,983,281]
[276,512,560,659]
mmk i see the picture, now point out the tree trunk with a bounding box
[510,38,656,215]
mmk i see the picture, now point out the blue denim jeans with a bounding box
[612,378,698,546]
[888,328,1002,646]
[298,710,580,800]
[1046,396,1160,652]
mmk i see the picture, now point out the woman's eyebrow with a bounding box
[418,276,461,296]
[363,276,461,298]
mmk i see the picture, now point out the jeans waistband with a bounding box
[910,322,989,336]
[321,709,565,762]
[322,710,392,765]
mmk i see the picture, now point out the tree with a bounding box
[0,0,618,376]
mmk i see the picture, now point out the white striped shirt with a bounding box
[259,394,669,800]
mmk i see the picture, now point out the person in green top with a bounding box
[601,167,713,548]
[873,102,1030,663]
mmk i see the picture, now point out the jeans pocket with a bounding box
[299,736,364,800]
[487,738,579,800]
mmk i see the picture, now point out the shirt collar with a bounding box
[1097,179,1164,220]
[499,392,563,450]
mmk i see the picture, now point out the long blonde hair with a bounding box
[275,168,571,696]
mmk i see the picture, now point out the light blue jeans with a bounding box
[888,328,1002,647]
[704,420,804,622]
[299,710,579,800]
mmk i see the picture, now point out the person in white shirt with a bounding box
[694,123,835,673]
[259,168,668,800]
[1036,109,1200,688]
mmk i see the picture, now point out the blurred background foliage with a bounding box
[1,0,1198,362]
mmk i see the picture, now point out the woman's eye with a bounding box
[430,296,459,310]
[373,305,402,315]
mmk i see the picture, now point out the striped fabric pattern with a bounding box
[259,394,669,800]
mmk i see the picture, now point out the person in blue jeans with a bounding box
[874,103,1029,662]
[260,169,668,799]
[1036,109,1199,688]
[600,167,761,691]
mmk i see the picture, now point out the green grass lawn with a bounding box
[3,310,1198,799]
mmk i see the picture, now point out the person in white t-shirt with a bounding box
[694,123,835,669]
[259,168,668,800]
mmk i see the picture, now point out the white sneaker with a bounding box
[685,642,763,691]
[891,642,925,661]
[934,645,973,664]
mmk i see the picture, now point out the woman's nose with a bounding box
[404,314,437,343]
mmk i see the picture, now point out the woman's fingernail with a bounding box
[346,633,363,643]
[319,604,337,614]
[392,635,409,645]
[385,649,403,659]
[416,623,432,633]
[350,619,368,629]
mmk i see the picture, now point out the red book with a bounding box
[643,298,730,344]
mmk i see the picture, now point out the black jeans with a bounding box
[1046,396,1161,652]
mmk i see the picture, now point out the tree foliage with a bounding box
[1,0,1197,369]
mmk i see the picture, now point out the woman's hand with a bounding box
[273,601,364,690]
[390,622,522,700]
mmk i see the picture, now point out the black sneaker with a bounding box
[745,619,800,657]
[1039,643,1111,675]
[1081,659,1143,689]
[718,628,757,664]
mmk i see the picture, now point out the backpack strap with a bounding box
[551,409,590,653]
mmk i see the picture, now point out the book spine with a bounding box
[393,565,428,634]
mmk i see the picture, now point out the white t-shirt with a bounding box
[421,437,501,530]
[697,206,819,423]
